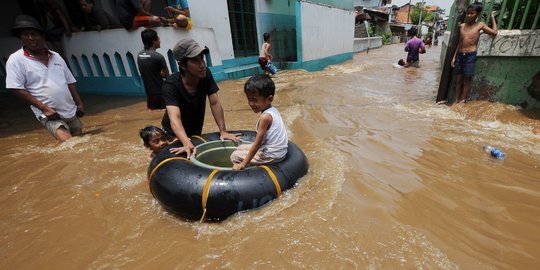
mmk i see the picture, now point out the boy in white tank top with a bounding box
[231,75,288,170]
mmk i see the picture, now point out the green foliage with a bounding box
[368,24,375,36]
[409,2,435,24]
[382,32,393,45]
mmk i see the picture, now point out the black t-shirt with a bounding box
[137,50,167,96]
[161,68,219,138]
[115,0,140,29]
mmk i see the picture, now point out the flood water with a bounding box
[1,44,539,269]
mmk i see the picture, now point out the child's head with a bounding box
[79,0,93,14]
[244,74,275,113]
[139,126,168,154]
[466,3,483,22]
[398,59,406,66]
[263,32,271,42]
[141,29,160,50]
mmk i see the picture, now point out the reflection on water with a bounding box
[1,44,539,269]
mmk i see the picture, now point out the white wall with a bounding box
[63,27,223,77]
[477,30,540,57]
[93,0,235,62]
[189,1,235,60]
[353,37,382,52]
[300,2,355,62]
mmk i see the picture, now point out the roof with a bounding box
[364,8,389,21]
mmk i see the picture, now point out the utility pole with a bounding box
[432,11,438,44]
[407,0,412,23]
[418,1,424,36]
[436,0,468,103]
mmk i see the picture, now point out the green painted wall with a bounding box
[472,57,540,108]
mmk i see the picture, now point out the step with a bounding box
[223,63,262,80]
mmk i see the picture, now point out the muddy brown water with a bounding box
[1,44,539,269]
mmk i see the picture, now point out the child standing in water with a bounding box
[231,75,288,171]
[139,126,187,159]
[258,33,273,76]
[452,3,498,103]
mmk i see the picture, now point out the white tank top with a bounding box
[255,107,288,159]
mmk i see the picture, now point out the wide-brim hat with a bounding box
[173,39,209,62]
[12,15,45,37]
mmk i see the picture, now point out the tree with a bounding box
[409,2,435,24]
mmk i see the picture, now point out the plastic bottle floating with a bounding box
[483,145,506,160]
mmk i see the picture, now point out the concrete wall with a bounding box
[477,30,540,57]
[473,57,540,108]
[255,0,297,61]
[353,37,383,52]
[62,27,223,96]
[473,30,540,108]
[183,0,234,60]
[299,1,355,63]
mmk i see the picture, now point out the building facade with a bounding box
[0,0,355,96]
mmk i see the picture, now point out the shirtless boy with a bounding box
[451,3,498,103]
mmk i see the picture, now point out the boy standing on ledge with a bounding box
[452,3,498,103]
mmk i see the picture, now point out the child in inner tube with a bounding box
[139,125,187,159]
[230,75,288,171]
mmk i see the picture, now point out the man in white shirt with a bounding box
[6,15,85,142]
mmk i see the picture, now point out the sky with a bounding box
[391,0,454,16]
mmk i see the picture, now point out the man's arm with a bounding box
[68,83,85,115]
[164,6,189,17]
[232,114,272,171]
[161,67,170,78]
[482,13,498,36]
[451,24,463,67]
[10,89,59,119]
[419,41,426,54]
[208,93,240,142]
[451,43,459,67]
[166,105,192,147]
[160,57,169,77]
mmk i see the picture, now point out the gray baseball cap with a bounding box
[173,39,209,61]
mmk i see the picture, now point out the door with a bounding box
[227,0,258,57]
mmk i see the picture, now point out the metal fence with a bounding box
[475,0,540,30]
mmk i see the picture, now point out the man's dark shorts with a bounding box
[454,51,477,77]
